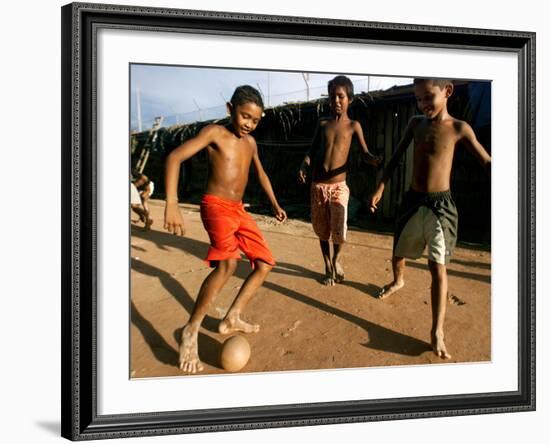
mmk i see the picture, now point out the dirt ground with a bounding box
[130,199,491,378]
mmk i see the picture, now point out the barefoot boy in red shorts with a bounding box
[164,85,287,373]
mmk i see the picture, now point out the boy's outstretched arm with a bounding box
[458,121,492,174]
[352,121,381,167]
[369,117,415,213]
[251,139,287,222]
[164,125,217,236]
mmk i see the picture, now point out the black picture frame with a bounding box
[61,2,535,440]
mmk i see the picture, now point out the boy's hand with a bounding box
[273,205,287,223]
[164,202,186,236]
[369,188,384,213]
[366,153,383,168]
[298,166,307,184]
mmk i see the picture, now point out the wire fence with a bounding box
[131,80,393,131]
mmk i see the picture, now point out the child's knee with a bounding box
[218,259,237,275]
[255,260,273,274]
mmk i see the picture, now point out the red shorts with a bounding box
[200,194,275,268]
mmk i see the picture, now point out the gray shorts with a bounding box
[393,190,458,265]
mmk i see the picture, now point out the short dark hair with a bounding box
[230,85,264,110]
[413,78,453,89]
[328,75,354,99]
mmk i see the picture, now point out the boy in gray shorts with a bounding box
[369,78,491,359]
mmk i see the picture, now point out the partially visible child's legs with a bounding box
[179,258,237,373]
[377,256,405,299]
[428,260,451,359]
[131,204,146,223]
[219,259,273,334]
[140,194,153,230]
[131,182,146,224]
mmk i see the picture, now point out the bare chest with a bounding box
[414,124,458,157]
[208,137,253,166]
[323,121,354,148]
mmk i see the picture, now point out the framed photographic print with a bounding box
[61,2,535,440]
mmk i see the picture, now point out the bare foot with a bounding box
[321,264,335,286]
[322,273,335,286]
[431,331,452,359]
[334,261,345,283]
[377,280,404,299]
[179,324,204,373]
[219,313,260,335]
